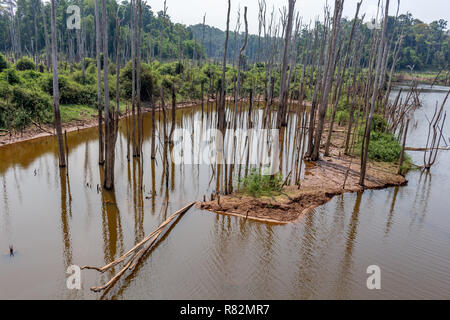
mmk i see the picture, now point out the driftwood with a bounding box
[406,146,450,151]
[82,202,195,293]
[31,120,53,134]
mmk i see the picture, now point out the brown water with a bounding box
[1,86,449,299]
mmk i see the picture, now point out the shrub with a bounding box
[11,86,53,125]
[239,168,284,197]
[71,70,96,85]
[336,110,349,125]
[0,53,7,72]
[41,74,96,105]
[371,114,388,132]
[0,100,8,128]
[120,61,157,101]
[21,70,42,82]
[0,68,22,85]
[16,57,36,71]
[357,131,402,162]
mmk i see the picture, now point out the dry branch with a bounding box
[82,202,195,292]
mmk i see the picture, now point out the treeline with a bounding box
[191,13,450,71]
[0,0,204,66]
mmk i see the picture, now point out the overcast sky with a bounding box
[148,0,450,34]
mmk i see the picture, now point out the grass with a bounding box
[239,168,284,197]
[60,102,129,123]
[60,104,97,122]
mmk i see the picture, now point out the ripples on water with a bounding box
[0,86,449,299]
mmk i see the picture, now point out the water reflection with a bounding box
[59,168,73,270]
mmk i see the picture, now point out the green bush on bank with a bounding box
[0,54,7,72]
[11,86,53,124]
[355,114,409,163]
[120,61,157,101]
[15,57,35,71]
[0,68,22,85]
[239,168,284,197]
[364,131,402,162]
[40,74,96,105]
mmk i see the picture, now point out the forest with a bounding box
[192,13,450,71]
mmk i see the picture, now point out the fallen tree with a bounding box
[82,202,195,294]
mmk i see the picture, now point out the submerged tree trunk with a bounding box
[102,0,115,190]
[50,0,66,167]
[136,0,143,157]
[276,0,296,129]
[94,0,104,165]
[218,0,231,132]
[169,84,176,142]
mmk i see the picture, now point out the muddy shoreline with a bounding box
[0,99,204,147]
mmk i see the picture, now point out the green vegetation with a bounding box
[0,0,203,63]
[354,115,411,171]
[0,53,7,72]
[0,53,267,131]
[361,131,403,162]
[239,169,283,197]
[15,57,35,71]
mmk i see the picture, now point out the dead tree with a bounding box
[102,0,116,190]
[218,0,231,132]
[423,90,449,170]
[360,0,390,186]
[276,0,295,129]
[40,2,51,70]
[324,1,362,156]
[50,0,66,167]
[233,6,248,129]
[311,0,344,161]
[94,0,104,165]
[398,118,410,175]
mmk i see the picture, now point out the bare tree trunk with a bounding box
[360,0,390,186]
[115,9,122,137]
[41,2,51,70]
[218,0,231,132]
[102,0,115,190]
[50,0,66,167]
[276,0,296,129]
[136,0,142,157]
[398,118,409,175]
[233,7,248,129]
[169,83,176,142]
[324,1,361,156]
[131,0,136,157]
[33,6,38,70]
[311,0,343,161]
[94,0,104,165]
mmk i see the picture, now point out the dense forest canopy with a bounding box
[0,0,204,63]
[191,13,450,71]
